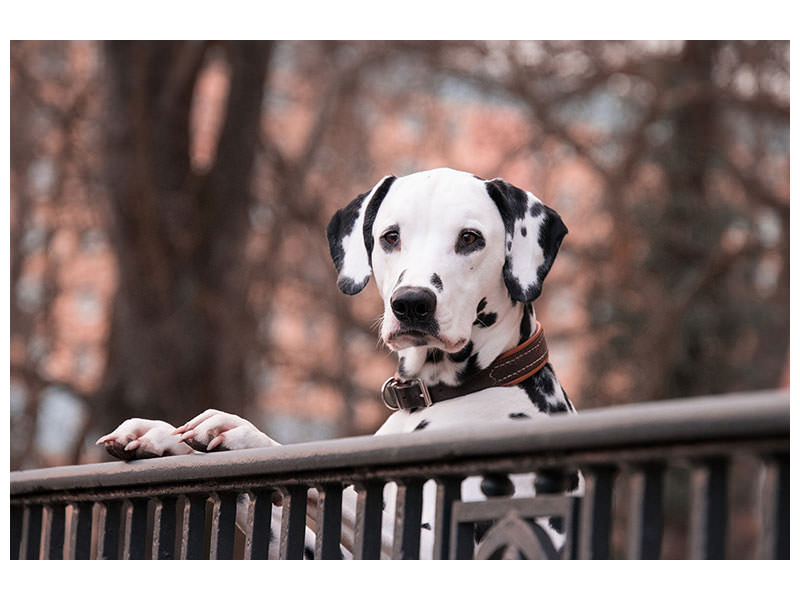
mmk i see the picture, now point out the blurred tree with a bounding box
[420,40,789,405]
[97,41,272,430]
[11,41,108,468]
[580,41,790,404]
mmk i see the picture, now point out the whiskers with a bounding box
[371,314,388,349]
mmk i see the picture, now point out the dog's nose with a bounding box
[391,287,437,324]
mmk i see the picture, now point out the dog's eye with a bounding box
[456,229,484,253]
[381,229,400,250]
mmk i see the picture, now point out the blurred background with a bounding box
[10,40,789,474]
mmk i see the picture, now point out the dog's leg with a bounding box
[173,409,279,451]
[96,418,193,460]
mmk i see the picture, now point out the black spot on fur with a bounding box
[519,303,533,343]
[476,297,487,314]
[414,419,430,431]
[534,205,568,286]
[304,545,315,560]
[407,407,420,414]
[486,179,528,234]
[327,191,368,272]
[529,201,544,218]
[448,341,473,363]
[502,256,537,303]
[548,516,564,534]
[517,365,562,415]
[520,226,527,237]
[421,522,431,530]
[561,386,576,413]
[362,176,397,267]
[509,412,531,419]
[426,348,444,364]
[537,364,556,396]
[430,273,443,292]
[337,275,371,296]
[457,353,481,382]
[473,311,497,328]
[518,374,550,414]
[548,395,571,414]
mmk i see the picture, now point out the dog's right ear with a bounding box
[327,175,396,295]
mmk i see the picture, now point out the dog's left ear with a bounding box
[326,175,396,295]
[486,178,567,303]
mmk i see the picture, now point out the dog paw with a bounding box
[174,409,278,452]
[96,418,192,460]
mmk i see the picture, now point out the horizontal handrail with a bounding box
[11,389,788,496]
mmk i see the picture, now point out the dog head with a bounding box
[327,168,566,355]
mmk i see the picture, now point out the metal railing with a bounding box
[10,390,789,559]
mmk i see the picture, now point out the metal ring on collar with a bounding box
[381,377,432,411]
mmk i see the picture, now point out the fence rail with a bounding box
[10,390,789,559]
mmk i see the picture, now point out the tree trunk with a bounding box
[94,41,273,431]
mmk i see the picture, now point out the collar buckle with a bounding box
[381,377,433,411]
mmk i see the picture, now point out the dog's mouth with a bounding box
[387,328,435,349]
[386,329,468,353]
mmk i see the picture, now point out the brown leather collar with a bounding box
[381,322,549,411]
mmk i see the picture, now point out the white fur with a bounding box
[373,169,507,356]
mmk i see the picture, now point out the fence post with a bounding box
[432,477,462,560]
[95,500,123,559]
[243,489,274,559]
[688,458,728,559]
[209,492,238,560]
[278,485,308,559]
[353,480,383,559]
[178,494,208,559]
[41,503,66,560]
[626,463,664,559]
[315,483,343,559]
[65,501,92,559]
[578,466,615,559]
[121,498,149,559]
[150,496,177,559]
[758,453,789,559]
[392,478,425,559]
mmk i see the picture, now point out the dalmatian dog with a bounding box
[97,167,578,559]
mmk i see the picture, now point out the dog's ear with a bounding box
[326,175,396,295]
[486,178,567,303]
